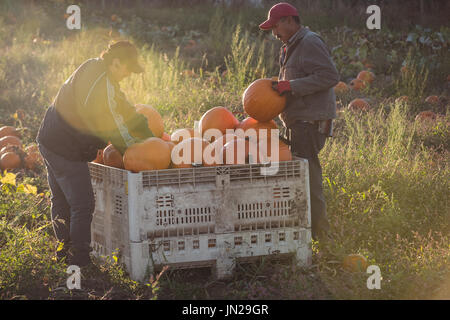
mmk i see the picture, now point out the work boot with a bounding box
[68,246,93,268]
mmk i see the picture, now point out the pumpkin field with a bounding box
[0,0,449,300]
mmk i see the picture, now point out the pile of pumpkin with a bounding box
[0,126,43,171]
[335,69,448,116]
[335,70,376,94]
[334,70,376,112]
[94,78,293,173]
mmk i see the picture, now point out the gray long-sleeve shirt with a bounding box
[278,27,339,126]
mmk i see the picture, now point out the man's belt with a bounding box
[279,119,334,146]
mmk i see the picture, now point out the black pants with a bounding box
[38,143,95,266]
[289,121,330,240]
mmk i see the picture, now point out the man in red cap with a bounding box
[37,40,154,268]
[260,3,339,241]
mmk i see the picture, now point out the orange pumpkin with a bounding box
[171,137,210,168]
[1,145,21,156]
[278,141,292,162]
[400,66,409,75]
[242,78,286,122]
[425,95,439,105]
[0,135,22,150]
[124,137,171,172]
[198,106,239,140]
[0,126,20,139]
[91,149,104,164]
[203,133,237,166]
[161,132,171,142]
[211,134,238,149]
[259,140,292,163]
[221,138,260,165]
[349,78,366,91]
[0,152,21,171]
[24,153,41,170]
[166,141,175,154]
[357,70,375,83]
[415,110,436,122]
[236,117,278,144]
[103,144,124,169]
[135,104,165,138]
[342,254,368,272]
[25,144,38,154]
[362,59,375,69]
[23,144,42,170]
[334,81,349,94]
[348,98,370,112]
[395,96,409,104]
[170,128,196,144]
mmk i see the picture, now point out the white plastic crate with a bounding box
[89,158,311,281]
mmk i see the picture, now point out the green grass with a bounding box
[320,104,449,299]
[0,1,449,300]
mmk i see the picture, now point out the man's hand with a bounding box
[271,80,291,96]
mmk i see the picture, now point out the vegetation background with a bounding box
[0,0,449,299]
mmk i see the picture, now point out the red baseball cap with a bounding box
[259,2,299,30]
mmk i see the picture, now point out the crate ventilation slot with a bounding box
[114,195,124,215]
[273,186,291,199]
[237,201,291,219]
[156,194,174,208]
[156,207,213,226]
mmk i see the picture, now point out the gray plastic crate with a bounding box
[89,158,311,281]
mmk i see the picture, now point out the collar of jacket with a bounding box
[101,60,120,88]
[282,26,310,51]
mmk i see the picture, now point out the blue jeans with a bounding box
[289,121,330,240]
[38,143,95,266]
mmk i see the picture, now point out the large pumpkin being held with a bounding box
[103,144,124,169]
[124,137,171,172]
[242,78,286,122]
[135,104,165,138]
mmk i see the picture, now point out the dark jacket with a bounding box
[278,27,339,126]
[37,58,153,162]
